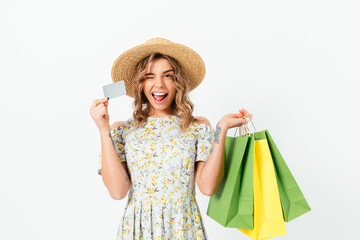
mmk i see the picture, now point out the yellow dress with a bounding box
[98,115,215,240]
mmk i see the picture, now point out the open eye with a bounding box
[165,74,173,79]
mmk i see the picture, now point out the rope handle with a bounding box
[233,115,257,138]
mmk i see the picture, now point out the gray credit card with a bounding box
[103,81,127,99]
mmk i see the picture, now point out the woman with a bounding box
[89,38,253,239]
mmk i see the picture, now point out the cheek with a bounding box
[167,82,176,95]
[142,82,151,96]
[170,87,177,99]
[143,82,149,91]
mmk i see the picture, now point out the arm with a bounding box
[195,118,228,196]
[195,109,253,196]
[99,121,131,200]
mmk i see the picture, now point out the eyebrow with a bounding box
[144,69,174,76]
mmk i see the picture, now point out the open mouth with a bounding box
[152,93,168,103]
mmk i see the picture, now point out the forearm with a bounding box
[199,120,228,195]
[99,129,130,199]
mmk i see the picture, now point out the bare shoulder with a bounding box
[110,121,126,129]
[194,116,211,127]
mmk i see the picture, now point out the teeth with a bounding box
[153,92,167,96]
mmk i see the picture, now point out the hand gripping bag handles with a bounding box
[206,115,311,239]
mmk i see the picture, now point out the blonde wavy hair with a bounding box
[132,53,195,133]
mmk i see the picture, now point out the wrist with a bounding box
[99,128,111,136]
[216,119,228,131]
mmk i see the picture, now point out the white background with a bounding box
[1,0,359,239]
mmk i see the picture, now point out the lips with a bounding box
[152,92,168,103]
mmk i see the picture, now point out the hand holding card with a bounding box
[103,80,127,99]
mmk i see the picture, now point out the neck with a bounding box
[148,109,175,118]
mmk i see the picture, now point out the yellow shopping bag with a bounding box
[239,139,287,240]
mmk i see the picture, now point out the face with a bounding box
[143,58,177,116]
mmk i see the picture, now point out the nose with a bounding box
[154,75,164,87]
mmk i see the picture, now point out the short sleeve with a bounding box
[195,124,216,162]
[97,126,126,175]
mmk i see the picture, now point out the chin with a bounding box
[151,105,171,111]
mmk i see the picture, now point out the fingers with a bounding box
[98,104,107,116]
[238,109,248,117]
[91,97,108,108]
[239,109,253,119]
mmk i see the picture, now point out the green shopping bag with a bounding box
[254,130,311,222]
[206,134,255,229]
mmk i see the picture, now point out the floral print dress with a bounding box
[98,115,215,240]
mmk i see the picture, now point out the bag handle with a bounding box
[234,120,244,137]
[233,115,258,137]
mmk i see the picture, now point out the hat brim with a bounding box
[111,40,206,98]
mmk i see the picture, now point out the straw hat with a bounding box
[111,37,206,98]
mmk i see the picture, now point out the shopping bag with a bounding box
[206,134,255,229]
[258,130,311,222]
[239,135,287,240]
